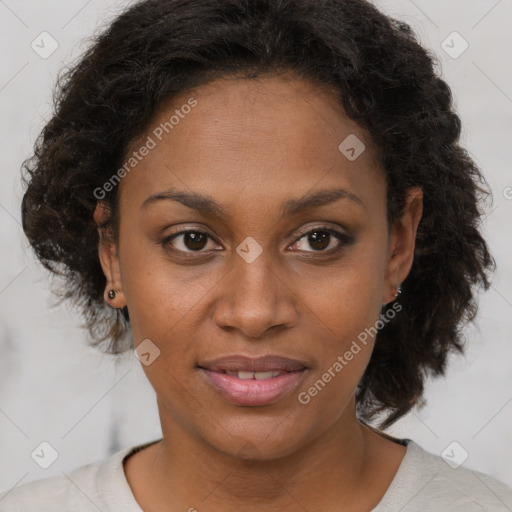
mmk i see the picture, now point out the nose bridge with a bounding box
[213,241,296,338]
[231,241,279,312]
[234,243,275,300]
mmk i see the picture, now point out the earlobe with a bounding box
[104,287,126,309]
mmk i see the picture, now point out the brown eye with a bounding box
[306,230,330,251]
[163,230,219,253]
[289,227,353,253]
[181,232,208,251]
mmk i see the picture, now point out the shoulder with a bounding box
[0,460,102,512]
[0,443,142,512]
[375,440,512,511]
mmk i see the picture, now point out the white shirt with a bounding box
[0,438,511,511]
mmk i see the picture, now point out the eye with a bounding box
[162,229,220,253]
[288,226,352,253]
[161,225,353,256]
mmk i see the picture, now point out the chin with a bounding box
[196,408,322,462]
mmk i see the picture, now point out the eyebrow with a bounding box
[141,186,363,219]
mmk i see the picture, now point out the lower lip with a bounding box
[200,369,307,406]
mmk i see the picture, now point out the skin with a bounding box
[94,72,423,511]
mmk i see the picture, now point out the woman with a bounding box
[1,0,510,510]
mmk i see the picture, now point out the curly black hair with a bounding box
[20,0,495,428]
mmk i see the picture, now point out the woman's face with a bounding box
[97,73,422,460]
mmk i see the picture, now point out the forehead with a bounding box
[118,73,385,217]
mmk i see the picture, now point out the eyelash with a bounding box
[160,225,353,257]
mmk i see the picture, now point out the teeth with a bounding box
[225,370,282,379]
[254,371,280,380]
[238,371,255,380]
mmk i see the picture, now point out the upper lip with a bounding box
[198,355,309,372]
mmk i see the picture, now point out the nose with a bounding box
[212,247,298,340]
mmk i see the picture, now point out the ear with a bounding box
[382,186,423,305]
[94,201,126,308]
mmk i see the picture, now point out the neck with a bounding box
[127,400,405,511]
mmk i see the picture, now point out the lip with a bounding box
[198,355,309,406]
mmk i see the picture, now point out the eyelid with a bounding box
[166,225,217,239]
[291,223,348,242]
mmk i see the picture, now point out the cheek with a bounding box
[118,232,215,339]
[118,244,223,411]
[303,239,387,343]
[295,237,387,401]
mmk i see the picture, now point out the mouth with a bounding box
[197,355,309,406]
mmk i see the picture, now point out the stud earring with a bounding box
[108,290,117,299]
[395,284,402,298]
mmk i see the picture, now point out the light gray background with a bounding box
[1,0,511,493]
